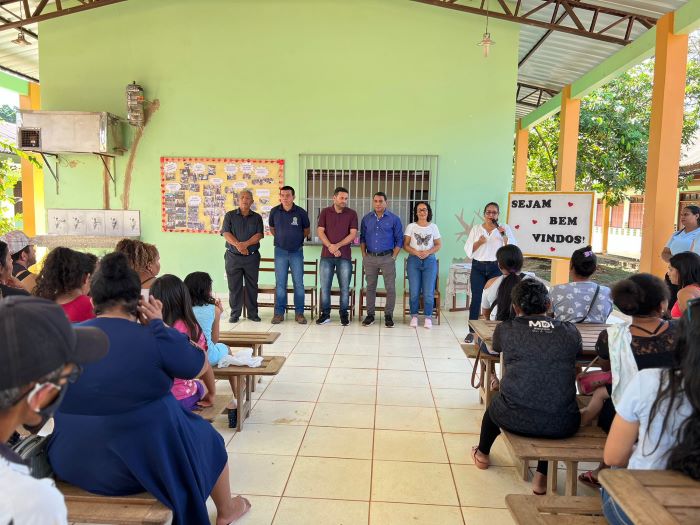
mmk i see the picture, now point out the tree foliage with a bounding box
[526,33,700,206]
[0,141,39,235]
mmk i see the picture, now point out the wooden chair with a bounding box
[402,258,441,324]
[58,482,173,524]
[329,258,357,320]
[255,257,277,310]
[506,494,605,525]
[283,259,318,319]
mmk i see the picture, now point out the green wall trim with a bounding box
[520,93,561,129]
[0,71,28,95]
[675,0,700,35]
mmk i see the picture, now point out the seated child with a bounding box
[151,274,216,410]
[185,271,239,427]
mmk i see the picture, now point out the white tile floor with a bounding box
[199,308,598,524]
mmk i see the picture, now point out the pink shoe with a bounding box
[410,316,418,328]
[424,318,432,329]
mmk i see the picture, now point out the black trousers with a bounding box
[225,251,260,319]
[478,408,548,476]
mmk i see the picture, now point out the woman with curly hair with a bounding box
[33,247,97,322]
[602,297,700,524]
[115,239,161,292]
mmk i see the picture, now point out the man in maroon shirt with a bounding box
[316,187,358,325]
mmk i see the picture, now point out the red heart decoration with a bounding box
[568,202,574,207]
[550,247,556,252]
[532,219,538,224]
[514,225,520,229]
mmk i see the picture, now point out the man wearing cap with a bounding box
[1,230,37,293]
[0,296,109,524]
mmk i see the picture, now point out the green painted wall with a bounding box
[39,0,519,298]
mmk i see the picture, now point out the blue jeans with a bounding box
[601,487,633,525]
[320,257,351,316]
[407,254,438,316]
[274,246,305,315]
[469,260,501,324]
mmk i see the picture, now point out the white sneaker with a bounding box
[424,318,432,329]
[409,316,418,328]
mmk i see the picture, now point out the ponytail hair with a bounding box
[494,245,524,321]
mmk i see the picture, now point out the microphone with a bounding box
[492,218,499,228]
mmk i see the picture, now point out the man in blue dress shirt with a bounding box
[360,192,403,327]
[268,186,311,324]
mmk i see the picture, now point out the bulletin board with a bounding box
[160,157,284,234]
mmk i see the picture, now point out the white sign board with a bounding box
[506,192,594,260]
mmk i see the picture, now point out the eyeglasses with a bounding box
[484,211,499,215]
[11,365,83,406]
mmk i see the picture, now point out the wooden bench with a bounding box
[506,494,605,524]
[217,331,280,392]
[599,469,700,525]
[58,482,172,525]
[461,341,501,406]
[192,394,230,422]
[213,355,286,431]
[502,426,607,495]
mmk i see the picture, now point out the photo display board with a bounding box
[506,192,595,260]
[160,157,284,234]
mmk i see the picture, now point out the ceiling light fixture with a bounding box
[11,31,31,46]
[477,0,495,57]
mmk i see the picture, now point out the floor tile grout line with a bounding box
[417,313,469,521]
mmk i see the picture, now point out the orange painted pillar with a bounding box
[513,119,528,191]
[18,82,43,237]
[601,202,611,254]
[640,12,688,276]
[551,85,580,285]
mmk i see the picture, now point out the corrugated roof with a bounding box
[0,0,691,118]
[0,0,39,82]
[515,0,687,118]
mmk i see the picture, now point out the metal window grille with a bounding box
[299,154,438,244]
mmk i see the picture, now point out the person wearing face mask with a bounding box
[0,296,109,525]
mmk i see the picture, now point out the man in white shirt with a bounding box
[0,296,109,525]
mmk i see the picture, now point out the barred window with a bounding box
[300,154,438,244]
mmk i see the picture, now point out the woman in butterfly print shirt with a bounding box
[404,201,442,329]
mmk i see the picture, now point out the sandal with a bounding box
[532,489,546,496]
[578,470,601,488]
[471,446,490,470]
[490,376,500,391]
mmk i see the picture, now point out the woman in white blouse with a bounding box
[464,202,518,343]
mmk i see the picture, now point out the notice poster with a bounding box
[506,192,595,259]
[160,157,284,234]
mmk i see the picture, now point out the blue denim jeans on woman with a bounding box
[469,260,501,324]
[406,254,438,316]
[274,246,305,315]
[319,257,352,316]
[601,487,633,525]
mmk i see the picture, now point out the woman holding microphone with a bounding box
[464,202,518,343]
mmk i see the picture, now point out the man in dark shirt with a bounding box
[359,192,403,327]
[268,186,310,324]
[0,230,37,294]
[221,189,265,322]
[316,187,358,326]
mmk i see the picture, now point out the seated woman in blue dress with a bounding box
[47,252,250,525]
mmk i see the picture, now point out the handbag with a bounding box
[576,356,612,395]
[11,434,53,479]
